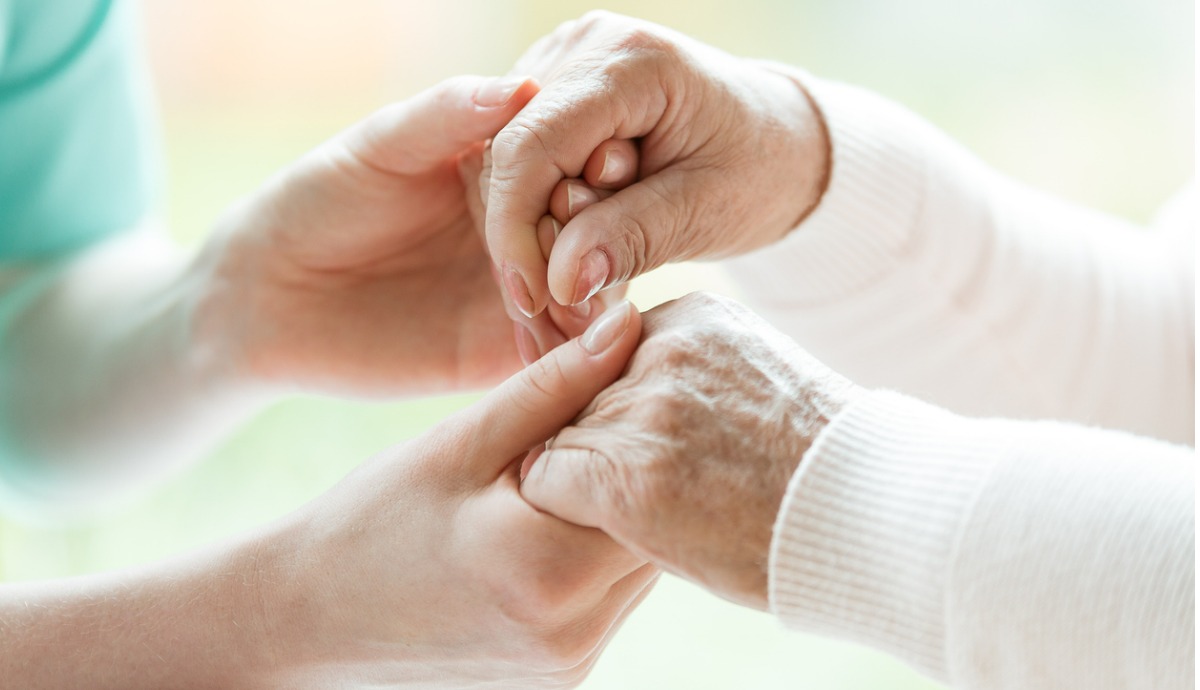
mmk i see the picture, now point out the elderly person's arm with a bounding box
[483,11,1193,446]
[723,74,1194,445]
[520,293,1195,690]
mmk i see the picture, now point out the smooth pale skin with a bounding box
[484,10,831,316]
[521,292,861,610]
[0,300,657,689]
[0,73,611,502]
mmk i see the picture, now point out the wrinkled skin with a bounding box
[521,292,861,610]
[485,10,832,317]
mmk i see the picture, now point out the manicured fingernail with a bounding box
[572,249,610,305]
[582,300,633,354]
[551,218,563,237]
[514,323,539,366]
[475,76,528,108]
[566,182,598,218]
[598,150,630,184]
[504,265,536,318]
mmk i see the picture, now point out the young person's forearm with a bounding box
[0,527,283,689]
[0,227,274,510]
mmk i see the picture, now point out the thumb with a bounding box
[345,74,539,176]
[546,169,696,306]
[462,300,641,477]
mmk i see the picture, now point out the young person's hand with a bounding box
[1,301,657,689]
[195,74,609,398]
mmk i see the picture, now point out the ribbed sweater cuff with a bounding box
[727,72,929,305]
[769,390,1003,681]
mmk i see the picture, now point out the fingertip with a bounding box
[473,75,540,110]
[585,139,639,189]
[550,178,609,224]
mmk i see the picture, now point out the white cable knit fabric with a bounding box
[727,74,1195,689]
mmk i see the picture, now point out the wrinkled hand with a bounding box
[485,11,831,316]
[255,301,657,688]
[520,292,860,609]
[193,74,599,398]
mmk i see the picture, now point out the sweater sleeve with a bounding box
[725,72,1195,446]
[769,389,1195,689]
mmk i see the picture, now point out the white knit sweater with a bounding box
[726,75,1195,689]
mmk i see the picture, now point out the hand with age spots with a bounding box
[520,292,861,609]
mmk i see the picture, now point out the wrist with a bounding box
[187,204,291,399]
[749,60,832,241]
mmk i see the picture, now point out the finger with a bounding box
[495,263,569,362]
[536,215,561,261]
[459,142,488,230]
[462,150,569,363]
[347,74,539,177]
[550,178,614,225]
[578,565,660,662]
[520,444,613,529]
[547,564,661,677]
[463,300,642,474]
[548,169,695,305]
[584,139,639,190]
[486,68,669,316]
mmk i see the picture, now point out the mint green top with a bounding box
[0,0,158,259]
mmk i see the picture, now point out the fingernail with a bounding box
[572,249,610,305]
[598,150,630,184]
[475,76,528,108]
[582,300,632,354]
[504,265,536,318]
[566,182,598,218]
[514,323,539,366]
[568,298,595,321]
[551,217,563,237]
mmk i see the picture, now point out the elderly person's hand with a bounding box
[484,11,830,320]
[519,292,859,609]
[195,74,612,397]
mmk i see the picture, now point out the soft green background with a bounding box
[1,0,1192,688]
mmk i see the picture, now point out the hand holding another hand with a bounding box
[486,11,831,316]
[192,74,612,399]
[520,292,860,609]
[248,301,655,688]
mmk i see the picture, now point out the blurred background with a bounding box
[1,0,1192,688]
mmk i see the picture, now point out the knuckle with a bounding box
[616,26,671,54]
[680,289,732,313]
[491,121,551,168]
[520,355,571,411]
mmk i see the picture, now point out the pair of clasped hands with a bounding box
[205,12,852,687]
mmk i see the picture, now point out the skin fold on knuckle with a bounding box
[517,355,573,416]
